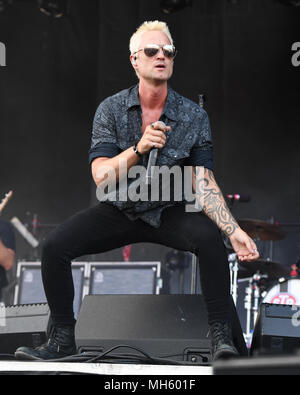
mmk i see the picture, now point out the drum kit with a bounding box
[227,218,300,346]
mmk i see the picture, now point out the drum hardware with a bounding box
[227,254,289,339]
[244,276,255,345]
[228,253,239,305]
[237,258,290,280]
[228,217,300,348]
[260,276,286,300]
[261,277,300,305]
[243,276,253,345]
[242,273,269,346]
[228,254,291,346]
[241,269,300,347]
[238,218,286,241]
[252,273,263,330]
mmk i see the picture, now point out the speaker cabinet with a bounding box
[14,262,87,318]
[89,262,161,295]
[251,303,300,356]
[75,294,247,364]
[0,303,50,354]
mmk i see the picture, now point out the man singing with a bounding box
[16,21,259,361]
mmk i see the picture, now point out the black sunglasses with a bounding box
[133,44,177,59]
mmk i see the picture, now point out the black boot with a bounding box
[15,324,77,361]
[210,321,239,361]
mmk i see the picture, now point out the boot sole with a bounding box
[15,350,44,361]
[213,348,239,361]
[15,347,78,361]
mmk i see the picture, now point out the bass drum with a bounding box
[262,278,300,305]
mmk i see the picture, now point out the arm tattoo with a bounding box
[194,167,239,237]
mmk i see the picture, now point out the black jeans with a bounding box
[41,202,231,326]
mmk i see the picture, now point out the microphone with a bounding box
[226,194,251,203]
[146,121,167,185]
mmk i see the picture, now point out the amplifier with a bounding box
[89,262,161,295]
[14,262,87,318]
[251,303,300,355]
[0,303,50,355]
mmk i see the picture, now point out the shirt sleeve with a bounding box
[185,109,214,171]
[0,220,15,251]
[88,98,120,165]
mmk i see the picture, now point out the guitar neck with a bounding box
[0,191,13,215]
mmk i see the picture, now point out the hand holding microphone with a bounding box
[137,121,170,154]
[137,121,170,185]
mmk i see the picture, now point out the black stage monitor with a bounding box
[251,303,300,356]
[75,294,247,364]
[0,303,50,355]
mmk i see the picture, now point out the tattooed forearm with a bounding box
[193,167,239,237]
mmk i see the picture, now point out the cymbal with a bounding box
[238,259,290,280]
[238,218,286,241]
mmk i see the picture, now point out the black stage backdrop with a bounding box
[0,1,300,303]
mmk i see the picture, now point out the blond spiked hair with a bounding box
[129,20,174,55]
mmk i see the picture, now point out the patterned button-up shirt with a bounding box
[89,83,213,228]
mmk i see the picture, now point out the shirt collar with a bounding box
[162,86,178,121]
[126,83,178,122]
[127,84,140,109]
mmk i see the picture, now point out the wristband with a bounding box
[133,142,142,158]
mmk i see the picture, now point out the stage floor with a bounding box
[1,354,300,375]
[0,360,212,375]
